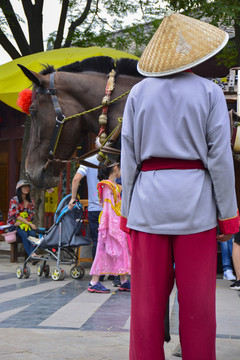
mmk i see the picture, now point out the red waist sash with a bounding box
[141,157,205,171]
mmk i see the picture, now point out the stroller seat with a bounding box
[16,194,91,281]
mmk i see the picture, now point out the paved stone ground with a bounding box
[0,246,239,359]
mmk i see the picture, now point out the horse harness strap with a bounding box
[37,72,66,159]
[43,145,121,171]
[39,70,130,169]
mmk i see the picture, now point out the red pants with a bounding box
[130,228,217,360]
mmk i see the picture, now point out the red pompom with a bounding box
[17,88,32,115]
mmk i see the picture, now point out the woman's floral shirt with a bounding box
[7,196,35,225]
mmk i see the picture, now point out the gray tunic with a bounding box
[121,72,238,235]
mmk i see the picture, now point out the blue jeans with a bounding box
[220,237,233,271]
[17,227,37,256]
[88,211,100,259]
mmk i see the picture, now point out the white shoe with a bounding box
[28,236,41,245]
[223,269,236,281]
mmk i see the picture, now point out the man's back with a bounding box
[121,72,237,234]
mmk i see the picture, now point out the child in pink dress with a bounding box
[88,164,131,293]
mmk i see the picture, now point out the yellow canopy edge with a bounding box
[0,46,139,111]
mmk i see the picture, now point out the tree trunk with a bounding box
[64,0,93,47]
[22,0,44,53]
[54,0,69,49]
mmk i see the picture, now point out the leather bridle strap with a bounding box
[37,72,65,160]
[38,70,127,171]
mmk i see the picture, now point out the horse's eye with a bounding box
[30,109,37,117]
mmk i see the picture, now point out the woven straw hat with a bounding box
[137,12,229,77]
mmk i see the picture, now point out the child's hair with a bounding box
[16,188,32,203]
[98,164,120,181]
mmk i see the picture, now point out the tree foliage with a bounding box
[167,0,240,66]
[1,1,240,64]
[0,0,165,60]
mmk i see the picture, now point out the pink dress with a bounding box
[90,180,131,276]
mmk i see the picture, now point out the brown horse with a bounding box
[18,57,142,189]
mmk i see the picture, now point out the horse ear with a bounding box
[17,64,42,87]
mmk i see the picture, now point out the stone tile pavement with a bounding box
[0,246,239,359]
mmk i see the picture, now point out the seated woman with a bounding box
[7,179,40,258]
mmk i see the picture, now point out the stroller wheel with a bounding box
[37,264,43,277]
[16,266,23,279]
[70,266,85,279]
[44,264,50,277]
[60,269,66,280]
[51,267,62,281]
[79,267,85,279]
[23,266,30,278]
[70,266,81,279]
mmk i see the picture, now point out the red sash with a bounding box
[141,157,205,171]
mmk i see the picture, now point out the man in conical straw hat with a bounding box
[120,12,239,360]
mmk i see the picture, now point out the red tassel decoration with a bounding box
[17,88,32,115]
[81,225,86,237]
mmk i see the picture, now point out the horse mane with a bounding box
[39,56,142,78]
[39,64,56,75]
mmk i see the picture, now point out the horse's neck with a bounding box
[66,71,142,137]
[80,72,141,134]
[71,72,109,134]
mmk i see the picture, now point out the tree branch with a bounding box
[64,0,93,47]
[0,0,31,55]
[54,0,69,49]
[21,0,44,53]
[0,27,22,59]
[21,0,33,19]
[96,13,115,31]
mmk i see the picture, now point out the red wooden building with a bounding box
[0,101,25,221]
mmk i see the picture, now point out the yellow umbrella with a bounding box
[0,46,138,111]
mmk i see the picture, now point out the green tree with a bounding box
[0,0,166,60]
[167,0,240,66]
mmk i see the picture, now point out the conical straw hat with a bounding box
[137,12,229,77]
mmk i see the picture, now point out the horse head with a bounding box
[18,57,142,189]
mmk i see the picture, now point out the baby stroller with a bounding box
[16,194,91,281]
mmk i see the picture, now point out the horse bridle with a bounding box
[36,71,65,161]
[36,71,128,170]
